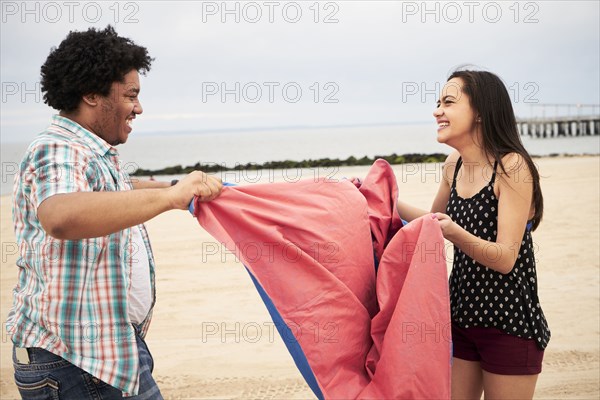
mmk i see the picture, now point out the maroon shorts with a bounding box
[452,323,544,375]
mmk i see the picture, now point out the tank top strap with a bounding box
[451,157,463,188]
[452,157,499,188]
[489,160,499,186]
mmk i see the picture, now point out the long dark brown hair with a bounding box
[448,69,543,230]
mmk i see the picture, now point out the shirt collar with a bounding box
[50,115,119,157]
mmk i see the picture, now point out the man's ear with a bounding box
[82,93,99,107]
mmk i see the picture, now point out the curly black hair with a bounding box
[41,25,153,112]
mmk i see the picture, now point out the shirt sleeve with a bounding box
[27,141,94,210]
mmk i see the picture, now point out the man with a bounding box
[7,26,222,398]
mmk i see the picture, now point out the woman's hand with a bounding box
[347,176,362,188]
[432,212,460,241]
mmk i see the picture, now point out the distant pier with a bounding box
[517,104,600,138]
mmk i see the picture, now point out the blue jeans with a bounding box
[12,326,163,400]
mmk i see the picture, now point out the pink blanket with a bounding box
[193,159,451,399]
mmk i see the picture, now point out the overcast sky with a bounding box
[1,0,599,143]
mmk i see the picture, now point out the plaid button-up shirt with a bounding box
[7,115,156,396]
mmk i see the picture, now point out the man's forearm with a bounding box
[131,179,171,189]
[38,189,174,240]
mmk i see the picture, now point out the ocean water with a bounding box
[2,123,599,195]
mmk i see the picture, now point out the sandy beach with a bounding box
[1,156,598,399]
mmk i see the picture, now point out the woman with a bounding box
[398,69,550,399]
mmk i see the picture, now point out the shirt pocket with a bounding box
[87,160,120,192]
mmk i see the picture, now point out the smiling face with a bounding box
[91,69,143,146]
[433,77,480,149]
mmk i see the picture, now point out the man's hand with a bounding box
[168,171,223,210]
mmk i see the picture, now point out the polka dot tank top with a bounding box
[447,157,550,350]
